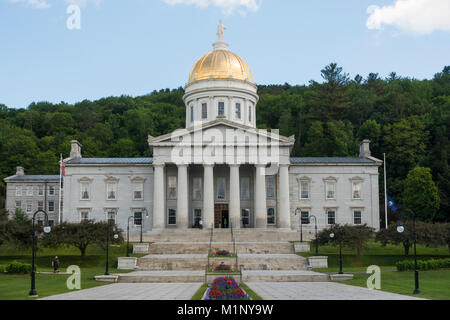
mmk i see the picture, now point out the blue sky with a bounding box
[1,0,449,109]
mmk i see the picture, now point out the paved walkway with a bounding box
[40,283,202,300]
[245,282,425,300]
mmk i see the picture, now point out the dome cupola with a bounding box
[183,21,259,129]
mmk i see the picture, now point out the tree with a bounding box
[375,221,428,256]
[0,209,8,247]
[402,167,440,222]
[317,224,375,256]
[42,221,124,257]
[5,209,34,249]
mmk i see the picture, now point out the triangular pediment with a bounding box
[148,118,295,146]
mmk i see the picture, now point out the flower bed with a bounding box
[214,250,232,257]
[215,262,232,271]
[204,276,250,300]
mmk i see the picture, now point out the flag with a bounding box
[387,195,398,212]
[61,161,65,176]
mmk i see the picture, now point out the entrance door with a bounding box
[221,210,229,228]
[214,204,229,228]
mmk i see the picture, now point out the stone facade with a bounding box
[4,167,62,224]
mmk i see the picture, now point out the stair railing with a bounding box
[207,223,214,271]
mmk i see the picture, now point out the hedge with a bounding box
[396,258,450,271]
[5,261,32,274]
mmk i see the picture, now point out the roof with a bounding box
[65,158,153,165]
[4,175,60,182]
[290,157,379,165]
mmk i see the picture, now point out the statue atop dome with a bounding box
[213,20,229,51]
[217,20,226,42]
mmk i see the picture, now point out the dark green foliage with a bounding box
[41,221,124,257]
[396,258,450,271]
[0,65,449,221]
[5,261,32,274]
[317,224,375,256]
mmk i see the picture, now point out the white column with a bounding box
[278,164,291,229]
[153,164,165,230]
[177,164,189,229]
[254,164,267,228]
[203,164,215,229]
[229,164,240,229]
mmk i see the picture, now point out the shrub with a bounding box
[0,265,5,273]
[5,261,32,274]
[396,258,450,271]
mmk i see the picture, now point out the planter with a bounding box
[307,256,328,269]
[203,276,250,300]
[117,257,138,270]
[132,243,150,254]
[294,243,310,253]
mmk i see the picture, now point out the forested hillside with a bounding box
[0,64,449,221]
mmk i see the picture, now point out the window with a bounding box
[48,201,55,212]
[235,103,241,119]
[242,209,250,227]
[326,181,336,199]
[217,177,226,200]
[106,182,117,200]
[38,186,43,196]
[37,201,43,211]
[240,177,250,200]
[190,105,194,123]
[80,182,90,200]
[48,186,55,196]
[352,181,362,199]
[301,211,310,224]
[26,201,32,213]
[193,209,202,227]
[192,177,202,201]
[48,220,54,226]
[354,210,362,225]
[27,186,33,196]
[107,211,116,224]
[16,186,22,197]
[266,176,276,198]
[218,102,225,116]
[134,211,143,226]
[80,211,90,222]
[300,181,310,199]
[249,105,252,122]
[327,210,336,225]
[168,209,177,225]
[133,182,144,200]
[167,176,177,199]
[15,201,21,209]
[267,208,276,225]
[202,103,208,120]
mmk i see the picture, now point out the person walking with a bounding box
[52,256,60,273]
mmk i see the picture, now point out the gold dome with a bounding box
[189,49,254,84]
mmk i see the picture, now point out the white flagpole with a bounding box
[384,153,388,229]
[58,154,63,225]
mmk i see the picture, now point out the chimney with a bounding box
[16,166,25,176]
[70,140,82,158]
[359,139,371,158]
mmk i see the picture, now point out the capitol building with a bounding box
[5,23,382,236]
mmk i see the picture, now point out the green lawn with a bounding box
[299,240,450,272]
[297,240,450,300]
[0,243,141,300]
[340,270,450,300]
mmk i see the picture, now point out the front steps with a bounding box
[113,229,328,284]
[116,270,329,283]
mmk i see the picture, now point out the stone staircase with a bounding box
[117,229,328,283]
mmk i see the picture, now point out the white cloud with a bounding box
[163,0,262,15]
[9,0,51,9]
[366,0,450,35]
[64,0,102,8]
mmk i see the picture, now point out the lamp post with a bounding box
[309,215,318,256]
[294,208,303,243]
[140,208,148,244]
[330,227,343,275]
[126,216,134,257]
[105,220,118,276]
[396,208,420,295]
[29,210,51,298]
